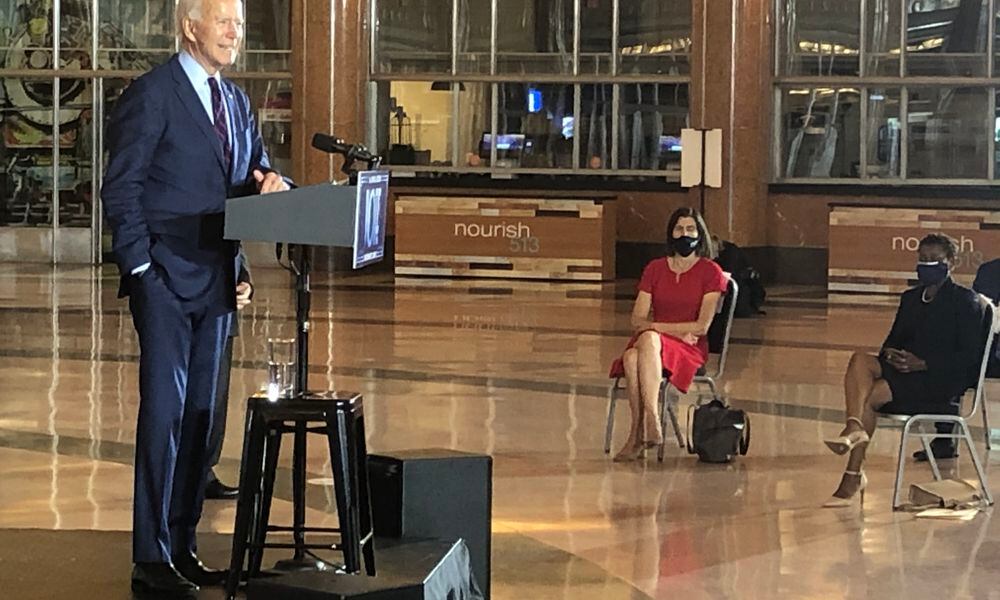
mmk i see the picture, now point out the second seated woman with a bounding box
[609,207,729,462]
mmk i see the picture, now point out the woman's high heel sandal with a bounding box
[824,417,870,455]
[823,470,867,508]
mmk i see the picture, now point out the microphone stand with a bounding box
[274,150,381,572]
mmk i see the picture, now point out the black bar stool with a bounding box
[225,391,376,599]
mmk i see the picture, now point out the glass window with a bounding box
[457,0,491,74]
[579,84,613,170]
[61,0,93,69]
[907,87,989,179]
[780,87,861,179]
[618,0,691,76]
[994,92,1000,177]
[378,81,454,166]
[778,0,861,77]
[864,88,901,179]
[457,83,491,168]
[98,0,174,69]
[1,78,57,227]
[495,82,575,169]
[865,0,902,76]
[906,0,988,77]
[579,0,613,75]
[496,0,573,75]
[58,77,94,229]
[375,0,452,75]
[618,83,687,173]
[241,0,292,72]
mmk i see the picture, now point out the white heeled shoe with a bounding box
[823,470,867,508]
[824,417,870,455]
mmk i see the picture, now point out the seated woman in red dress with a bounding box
[609,207,729,462]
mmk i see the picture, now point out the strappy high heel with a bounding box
[824,417,870,455]
[823,470,867,508]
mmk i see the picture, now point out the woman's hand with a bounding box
[681,332,698,345]
[888,349,927,373]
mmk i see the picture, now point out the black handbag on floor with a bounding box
[686,400,751,463]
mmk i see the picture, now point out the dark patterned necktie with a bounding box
[207,77,232,172]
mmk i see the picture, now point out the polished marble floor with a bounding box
[1,262,999,599]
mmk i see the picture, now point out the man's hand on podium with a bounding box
[253,169,290,194]
[236,282,253,310]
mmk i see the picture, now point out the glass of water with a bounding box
[266,338,296,401]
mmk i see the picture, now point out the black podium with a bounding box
[223,174,389,599]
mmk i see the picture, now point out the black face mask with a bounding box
[670,235,699,257]
[916,261,949,286]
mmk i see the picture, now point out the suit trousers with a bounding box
[206,335,235,476]
[129,268,232,563]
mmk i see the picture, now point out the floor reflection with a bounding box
[0,264,999,598]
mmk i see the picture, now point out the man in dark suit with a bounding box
[974,258,1000,376]
[101,0,288,595]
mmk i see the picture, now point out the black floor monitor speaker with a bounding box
[247,538,475,600]
[367,449,492,599]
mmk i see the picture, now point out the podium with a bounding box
[223,172,389,594]
[225,172,389,393]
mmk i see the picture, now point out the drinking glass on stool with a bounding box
[267,338,296,401]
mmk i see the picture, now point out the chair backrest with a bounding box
[704,278,739,379]
[966,295,999,419]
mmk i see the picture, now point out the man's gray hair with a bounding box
[175,0,205,41]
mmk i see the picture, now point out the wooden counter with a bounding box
[828,205,1000,294]
[394,195,616,281]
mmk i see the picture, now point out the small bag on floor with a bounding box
[686,399,750,463]
[908,479,982,510]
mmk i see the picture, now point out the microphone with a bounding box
[311,133,377,163]
[311,133,352,155]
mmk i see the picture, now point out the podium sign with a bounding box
[353,171,390,269]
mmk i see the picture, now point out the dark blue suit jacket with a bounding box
[973,258,1000,371]
[102,54,273,314]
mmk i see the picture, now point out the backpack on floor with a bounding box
[687,399,750,463]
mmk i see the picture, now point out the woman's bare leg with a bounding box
[635,331,664,445]
[840,352,883,436]
[831,353,893,499]
[614,348,642,459]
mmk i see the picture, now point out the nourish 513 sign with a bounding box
[394,196,616,281]
[828,205,1000,294]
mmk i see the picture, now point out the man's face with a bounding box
[185,0,244,72]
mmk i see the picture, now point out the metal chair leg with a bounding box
[705,378,719,402]
[667,402,685,449]
[961,421,994,506]
[605,379,619,454]
[893,421,914,510]
[982,389,992,450]
[657,383,668,462]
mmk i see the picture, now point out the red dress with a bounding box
[609,257,729,393]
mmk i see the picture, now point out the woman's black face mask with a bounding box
[916,261,949,286]
[670,235,699,257]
